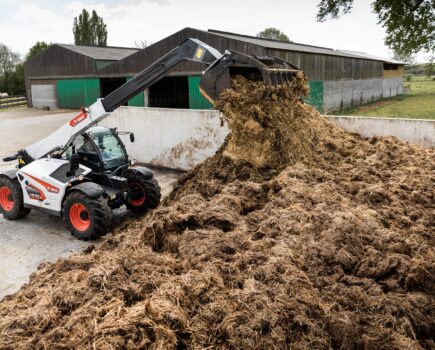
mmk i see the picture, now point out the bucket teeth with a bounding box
[199,50,301,103]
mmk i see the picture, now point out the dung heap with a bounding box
[0,76,434,350]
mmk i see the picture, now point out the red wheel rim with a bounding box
[69,203,90,231]
[129,182,145,206]
[0,186,14,212]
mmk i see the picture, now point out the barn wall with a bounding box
[323,77,404,113]
[264,48,390,113]
[24,45,97,78]
[383,66,404,78]
[25,45,98,108]
[382,77,403,97]
[264,49,384,81]
[99,28,266,76]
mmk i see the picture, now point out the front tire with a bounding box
[64,191,112,240]
[126,173,161,214]
[0,176,30,220]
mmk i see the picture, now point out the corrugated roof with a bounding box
[57,44,138,60]
[208,29,405,64]
[338,50,407,64]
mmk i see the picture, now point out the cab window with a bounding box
[65,135,101,168]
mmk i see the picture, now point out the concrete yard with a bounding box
[0,108,180,300]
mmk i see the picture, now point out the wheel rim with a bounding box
[69,203,90,231]
[0,186,14,212]
[129,182,145,206]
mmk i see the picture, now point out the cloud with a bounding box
[0,0,428,63]
[0,3,73,55]
[122,0,170,5]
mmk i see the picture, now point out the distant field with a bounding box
[334,75,435,119]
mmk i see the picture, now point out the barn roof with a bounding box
[208,29,359,58]
[208,29,405,64]
[338,50,406,65]
[56,44,138,61]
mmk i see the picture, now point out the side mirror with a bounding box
[130,133,135,143]
[66,154,80,177]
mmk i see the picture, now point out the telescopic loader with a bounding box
[0,38,299,239]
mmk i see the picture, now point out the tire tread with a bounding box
[64,191,111,240]
[0,176,30,220]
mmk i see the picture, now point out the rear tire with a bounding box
[64,191,112,240]
[0,176,30,220]
[126,173,161,214]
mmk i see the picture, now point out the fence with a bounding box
[0,95,27,109]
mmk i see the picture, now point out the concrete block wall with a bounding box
[101,107,433,170]
[341,80,353,109]
[323,81,342,112]
[323,77,403,113]
[327,116,434,147]
[383,79,392,98]
[380,77,403,97]
[372,78,384,101]
[351,80,362,107]
[104,106,229,170]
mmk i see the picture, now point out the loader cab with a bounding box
[65,126,129,172]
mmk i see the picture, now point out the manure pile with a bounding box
[0,75,434,349]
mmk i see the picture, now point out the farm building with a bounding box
[24,27,405,113]
[24,44,138,110]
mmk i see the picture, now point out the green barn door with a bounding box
[127,77,145,107]
[57,79,100,108]
[304,81,324,112]
[188,76,214,109]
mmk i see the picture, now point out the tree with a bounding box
[73,9,107,46]
[425,60,434,79]
[26,41,51,61]
[316,0,435,58]
[134,40,152,49]
[0,44,22,94]
[391,50,415,65]
[257,28,291,42]
[12,63,25,95]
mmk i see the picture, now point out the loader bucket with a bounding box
[199,50,301,104]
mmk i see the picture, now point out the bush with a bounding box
[405,74,412,82]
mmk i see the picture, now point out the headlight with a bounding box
[130,159,136,166]
[77,174,84,181]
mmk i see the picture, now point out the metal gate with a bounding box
[31,85,58,110]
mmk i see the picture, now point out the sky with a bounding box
[0,0,429,62]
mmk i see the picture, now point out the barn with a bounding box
[24,44,138,110]
[24,27,405,113]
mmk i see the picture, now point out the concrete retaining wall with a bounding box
[323,77,403,113]
[104,106,228,170]
[103,107,433,170]
[326,116,434,147]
